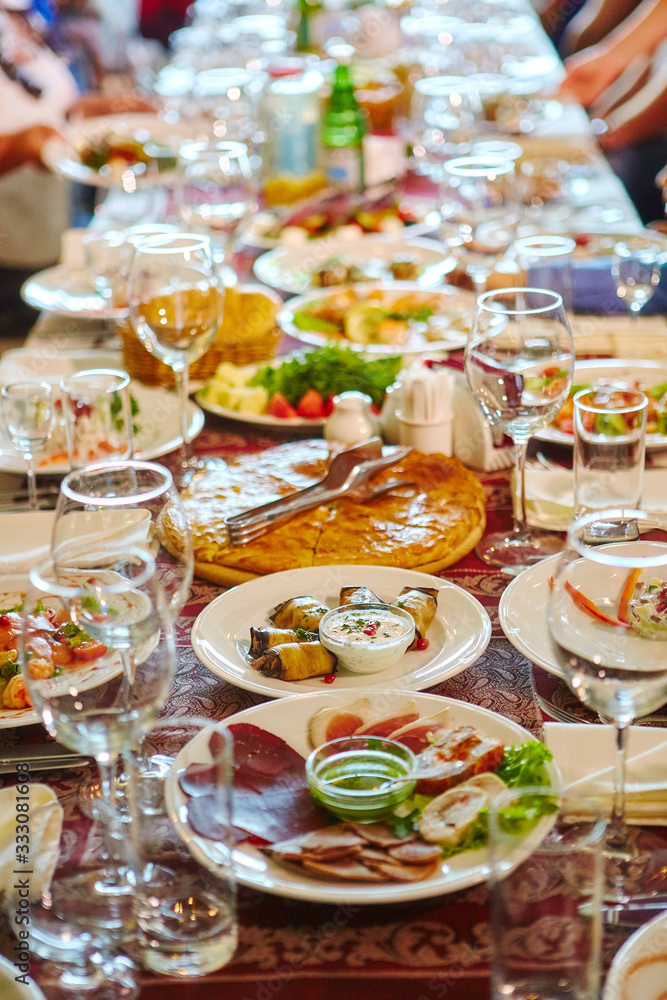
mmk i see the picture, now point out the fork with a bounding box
[225,445,412,545]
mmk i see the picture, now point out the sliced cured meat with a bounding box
[361,857,441,882]
[415,726,504,796]
[387,710,452,753]
[301,858,387,882]
[347,822,414,847]
[263,826,364,861]
[387,841,443,865]
[308,697,375,748]
[353,700,419,738]
[417,784,488,845]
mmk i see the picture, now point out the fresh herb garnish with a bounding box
[496,742,553,788]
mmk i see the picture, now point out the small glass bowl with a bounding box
[318,602,416,674]
[305,736,417,823]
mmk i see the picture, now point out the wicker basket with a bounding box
[118,284,283,387]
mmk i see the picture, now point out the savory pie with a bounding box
[162,440,486,585]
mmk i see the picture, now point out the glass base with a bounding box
[39,955,138,1000]
[178,455,227,486]
[475,529,566,574]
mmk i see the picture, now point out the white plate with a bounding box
[603,911,667,1000]
[167,689,556,903]
[499,554,563,678]
[42,114,208,188]
[536,359,667,450]
[21,266,128,320]
[279,282,475,355]
[242,199,442,251]
[0,572,135,729]
[191,564,491,698]
[0,955,45,1000]
[0,354,204,475]
[253,235,456,295]
[195,385,324,429]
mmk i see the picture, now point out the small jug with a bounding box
[324,391,377,445]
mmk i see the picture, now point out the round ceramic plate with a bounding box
[241,197,442,251]
[603,911,667,1000]
[498,554,563,679]
[0,369,204,476]
[166,689,558,904]
[0,571,138,729]
[253,235,456,295]
[279,281,475,355]
[536,359,667,450]
[191,564,491,698]
[0,954,45,1000]
[42,113,208,188]
[21,266,128,320]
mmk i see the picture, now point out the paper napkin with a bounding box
[0,784,62,900]
[544,723,667,825]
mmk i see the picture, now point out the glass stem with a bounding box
[25,452,37,510]
[512,436,530,537]
[607,721,630,852]
[172,363,193,467]
[95,752,128,878]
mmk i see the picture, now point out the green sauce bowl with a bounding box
[306,736,417,823]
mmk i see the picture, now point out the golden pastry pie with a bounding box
[161,440,486,585]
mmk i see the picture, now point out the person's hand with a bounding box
[12,124,61,169]
[68,92,159,121]
[558,44,626,106]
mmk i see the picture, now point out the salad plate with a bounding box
[0,570,143,730]
[536,359,667,450]
[253,235,456,296]
[603,910,667,1000]
[42,113,207,189]
[166,689,558,904]
[191,564,491,698]
[21,266,128,320]
[499,554,565,679]
[279,282,475,355]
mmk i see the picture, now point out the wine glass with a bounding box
[441,155,518,293]
[464,286,574,572]
[612,236,662,321]
[1,381,55,509]
[411,76,483,179]
[127,232,225,480]
[20,555,176,906]
[547,509,667,898]
[178,139,254,267]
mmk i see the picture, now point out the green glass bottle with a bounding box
[295,0,322,54]
[321,45,365,192]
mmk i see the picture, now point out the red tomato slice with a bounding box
[296,389,326,420]
[267,392,298,419]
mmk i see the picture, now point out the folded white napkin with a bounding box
[0,511,54,576]
[525,467,667,532]
[0,784,62,900]
[544,723,667,825]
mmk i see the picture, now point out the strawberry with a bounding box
[267,392,298,419]
[296,389,326,420]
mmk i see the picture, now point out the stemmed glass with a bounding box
[178,139,254,267]
[127,233,225,480]
[547,509,667,899]
[465,287,574,572]
[1,381,55,509]
[612,236,662,321]
[20,555,176,904]
[441,155,518,293]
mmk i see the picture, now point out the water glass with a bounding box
[59,369,133,470]
[573,388,648,518]
[489,786,605,1000]
[514,235,575,312]
[128,716,238,977]
[0,381,55,509]
[82,230,128,308]
[519,155,570,223]
[612,236,662,319]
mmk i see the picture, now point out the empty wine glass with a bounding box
[442,155,518,293]
[411,76,483,178]
[547,509,667,899]
[1,381,55,509]
[178,139,254,266]
[612,236,662,320]
[127,233,225,480]
[465,287,574,572]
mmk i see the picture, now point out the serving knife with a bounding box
[0,743,92,775]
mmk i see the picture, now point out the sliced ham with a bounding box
[308,697,375,749]
[387,710,452,753]
[415,726,505,797]
[353,700,419,738]
[387,841,443,865]
[347,822,414,847]
[301,858,387,882]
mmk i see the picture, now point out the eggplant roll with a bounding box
[338,586,382,607]
[252,641,337,681]
[270,595,330,632]
[395,586,439,649]
[249,626,318,659]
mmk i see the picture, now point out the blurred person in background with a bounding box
[138,0,190,48]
